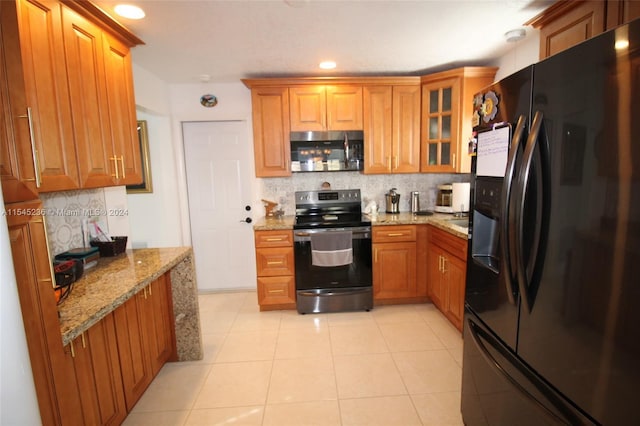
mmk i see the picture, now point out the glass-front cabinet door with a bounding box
[421,77,460,172]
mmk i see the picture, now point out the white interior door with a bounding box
[182,121,256,291]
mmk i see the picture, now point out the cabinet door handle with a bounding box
[453,153,456,169]
[119,155,126,178]
[268,289,284,294]
[81,332,86,349]
[442,256,448,273]
[69,340,76,358]
[19,107,42,188]
[374,248,378,263]
[110,156,119,179]
[387,156,392,170]
[267,260,284,265]
[394,156,399,169]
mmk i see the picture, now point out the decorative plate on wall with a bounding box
[200,94,218,108]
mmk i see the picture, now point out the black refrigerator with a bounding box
[462,18,640,425]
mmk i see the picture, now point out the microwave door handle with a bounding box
[501,115,526,306]
[344,133,349,168]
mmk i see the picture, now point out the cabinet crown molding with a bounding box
[242,76,421,88]
[525,0,586,28]
[62,0,145,46]
[419,66,499,83]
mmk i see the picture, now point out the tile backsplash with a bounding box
[40,189,109,256]
[256,172,470,215]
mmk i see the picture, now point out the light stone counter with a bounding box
[252,215,295,230]
[366,212,469,239]
[57,247,203,361]
[252,212,469,239]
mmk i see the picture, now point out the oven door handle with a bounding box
[297,289,369,297]
[295,230,369,237]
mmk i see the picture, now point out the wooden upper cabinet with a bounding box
[606,0,640,29]
[0,8,38,203]
[421,77,459,173]
[289,85,363,131]
[421,67,496,173]
[363,82,420,174]
[326,85,363,130]
[3,0,143,192]
[11,0,80,192]
[250,86,291,177]
[527,1,606,59]
[363,85,393,173]
[103,32,143,186]
[289,86,326,131]
[391,84,421,173]
[61,5,116,188]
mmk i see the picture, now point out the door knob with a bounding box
[240,217,252,223]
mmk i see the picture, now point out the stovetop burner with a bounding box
[294,189,370,229]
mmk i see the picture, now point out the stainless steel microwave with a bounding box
[290,130,364,172]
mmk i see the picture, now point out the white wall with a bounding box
[492,28,541,81]
[127,111,183,248]
[0,191,41,425]
[128,65,185,247]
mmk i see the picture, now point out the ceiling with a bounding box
[94,0,554,84]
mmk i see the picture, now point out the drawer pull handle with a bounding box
[267,261,284,265]
[387,233,404,237]
[268,289,284,294]
[266,238,283,241]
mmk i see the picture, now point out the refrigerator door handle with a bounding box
[500,115,527,306]
[466,317,583,425]
[514,110,548,313]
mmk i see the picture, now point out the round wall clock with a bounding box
[200,94,218,108]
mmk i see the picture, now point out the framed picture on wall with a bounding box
[126,120,153,194]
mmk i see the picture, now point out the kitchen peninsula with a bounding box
[58,247,202,360]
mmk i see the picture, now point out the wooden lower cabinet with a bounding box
[427,225,467,331]
[7,200,84,425]
[113,274,175,412]
[373,225,425,302]
[68,313,126,426]
[143,274,176,375]
[254,230,296,310]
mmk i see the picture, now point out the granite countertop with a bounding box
[58,247,193,346]
[253,212,469,239]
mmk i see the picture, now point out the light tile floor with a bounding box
[123,291,464,426]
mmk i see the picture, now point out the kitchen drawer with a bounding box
[255,247,294,276]
[257,276,295,306]
[255,230,293,248]
[428,225,467,260]
[373,225,417,243]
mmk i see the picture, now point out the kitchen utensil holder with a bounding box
[90,236,127,257]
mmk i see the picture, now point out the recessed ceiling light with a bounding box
[319,61,336,70]
[114,4,145,20]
